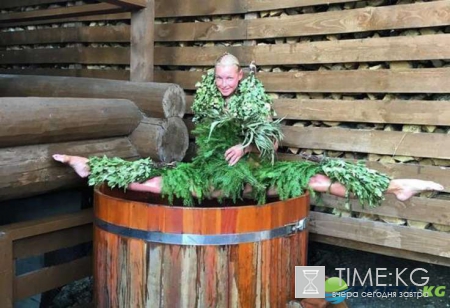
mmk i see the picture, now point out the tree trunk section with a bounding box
[129,116,189,162]
[0,74,186,118]
[0,138,139,201]
[0,97,142,148]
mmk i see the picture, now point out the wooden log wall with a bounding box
[0,97,187,201]
[0,97,142,147]
[0,74,186,118]
[1,0,450,264]
[0,97,142,201]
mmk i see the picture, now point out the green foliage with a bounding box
[254,160,322,204]
[160,162,206,207]
[226,73,274,122]
[206,157,264,203]
[192,121,242,159]
[192,71,225,123]
[86,71,391,209]
[87,156,162,189]
[320,159,391,208]
[192,71,283,163]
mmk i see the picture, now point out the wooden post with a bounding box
[0,233,13,308]
[130,0,154,82]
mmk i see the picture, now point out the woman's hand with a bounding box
[225,144,249,166]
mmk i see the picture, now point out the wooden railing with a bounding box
[0,209,93,307]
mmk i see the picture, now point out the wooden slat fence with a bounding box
[0,0,362,16]
[2,33,450,65]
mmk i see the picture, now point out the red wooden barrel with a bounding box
[94,185,310,307]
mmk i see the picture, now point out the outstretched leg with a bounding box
[53,154,164,193]
[53,155,90,178]
[306,174,444,201]
[386,179,444,201]
[54,155,444,202]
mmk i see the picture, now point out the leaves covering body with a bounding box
[88,71,391,208]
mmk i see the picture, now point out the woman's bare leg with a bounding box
[306,174,444,201]
[53,154,164,193]
[53,155,90,178]
[133,176,444,201]
[127,177,163,194]
[54,155,444,201]
[385,179,444,201]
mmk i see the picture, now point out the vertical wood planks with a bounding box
[130,0,154,81]
[146,244,163,306]
[94,186,310,307]
[0,234,13,308]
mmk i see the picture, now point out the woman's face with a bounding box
[214,65,243,98]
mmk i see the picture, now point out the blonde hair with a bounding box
[215,53,241,70]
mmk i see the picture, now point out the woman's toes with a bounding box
[53,154,68,163]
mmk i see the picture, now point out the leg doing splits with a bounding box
[53,154,163,193]
[53,155,444,202]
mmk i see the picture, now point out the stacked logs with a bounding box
[0,76,188,201]
[0,74,189,161]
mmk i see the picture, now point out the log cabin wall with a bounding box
[1,0,450,267]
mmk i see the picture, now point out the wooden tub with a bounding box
[94,185,310,307]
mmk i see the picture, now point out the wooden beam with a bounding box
[0,97,142,148]
[3,30,450,66]
[154,0,246,17]
[153,1,450,41]
[0,235,13,308]
[154,34,450,65]
[0,47,130,65]
[3,0,445,28]
[2,67,450,94]
[153,68,450,93]
[0,12,131,28]
[153,0,362,17]
[14,256,92,300]
[1,209,93,241]
[0,0,359,16]
[247,1,450,40]
[0,0,68,10]
[0,68,129,80]
[0,138,138,201]
[282,126,450,159]
[309,212,450,257]
[186,96,450,126]
[311,234,450,267]
[0,26,130,45]
[99,0,146,9]
[246,0,358,13]
[13,224,93,259]
[273,99,450,126]
[0,74,186,118]
[130,0,154,81]
[313,194,450,226]
[0,3,124,23]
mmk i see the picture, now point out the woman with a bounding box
[54,53,443,207]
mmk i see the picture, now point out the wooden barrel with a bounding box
[94,185,310,307]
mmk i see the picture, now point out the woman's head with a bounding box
[214,53,243,98]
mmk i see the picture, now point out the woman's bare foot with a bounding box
[127,177,163,194]
[388,179,444,201]
[53,154,90,178]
